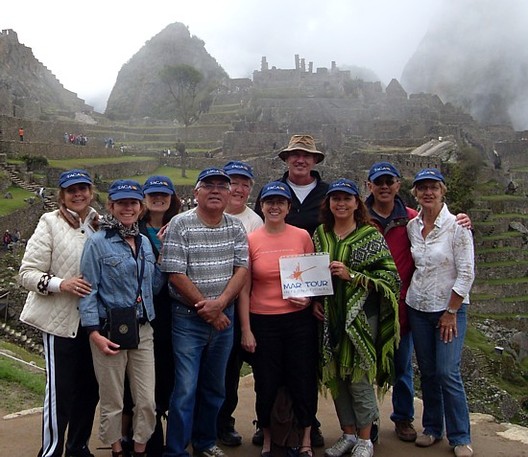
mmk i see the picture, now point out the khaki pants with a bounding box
[90,323,156,445]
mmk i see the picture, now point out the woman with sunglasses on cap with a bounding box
[79,179,163,457]
[312,179,399,457]
[121,176,181,456]
[19,169,100,457]
[239,181,318,457]
[406,169,475,457]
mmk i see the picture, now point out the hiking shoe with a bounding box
[218,427,242,447]
[394,420,417,442]
[454,444,474,457]
[324,434,357,457]
[415,433,440,447]
[351,439,374,457]
[193,445,226,457]
[311,426,325,447]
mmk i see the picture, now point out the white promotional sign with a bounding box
[279,252,334,298]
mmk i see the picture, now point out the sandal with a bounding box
[298,445,313,457]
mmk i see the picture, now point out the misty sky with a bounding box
[2,0,442,112]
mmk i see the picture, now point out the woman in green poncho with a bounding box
[313,178,400,457]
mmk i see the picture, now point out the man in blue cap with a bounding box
[160,168,249,457]
[363,162,471,446]
[217,161,263,447]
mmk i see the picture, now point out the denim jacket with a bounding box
[79,229,164,329]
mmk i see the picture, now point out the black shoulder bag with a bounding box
[104,248,145,350]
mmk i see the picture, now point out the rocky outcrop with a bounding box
[0,29,92,120]
[105,22,228,121]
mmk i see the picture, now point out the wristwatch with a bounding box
[446,307,458,315]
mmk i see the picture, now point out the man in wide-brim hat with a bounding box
[277,134,325,164]
[255,134,329,237]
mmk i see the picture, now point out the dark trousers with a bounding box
[217,310,253,432]
[251,307,318,429]
[38,327,99,457]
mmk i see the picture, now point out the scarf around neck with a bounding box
[100,214,140,238]
[59,204,99,231]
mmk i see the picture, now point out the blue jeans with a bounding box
[390,330,415,423]
[408,305,471,446]
[163,302,234,457]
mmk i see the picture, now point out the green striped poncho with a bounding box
[313,223,400,398]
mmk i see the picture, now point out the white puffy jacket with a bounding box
[19,209,97,338]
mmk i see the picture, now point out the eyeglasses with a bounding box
[416,183,442,192]
[372,177,397,187]
[199,183,231,192]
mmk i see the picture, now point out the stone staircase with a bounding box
[2,163,57,211]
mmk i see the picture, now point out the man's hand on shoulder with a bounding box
[455,213,472,230]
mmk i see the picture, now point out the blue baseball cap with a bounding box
[143,175,175,195]
[413,168,445,185]
[261,181,292,200]
[223,161,254,179]
[368,162,401,181]
[108,179,144,201]
[196,167,231,183]
[326,178,360,196]
[58,169,92,188]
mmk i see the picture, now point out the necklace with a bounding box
[334,224,356,240]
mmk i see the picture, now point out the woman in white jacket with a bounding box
[19,169,100,457]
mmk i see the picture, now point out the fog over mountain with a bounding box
[401,0,528,130]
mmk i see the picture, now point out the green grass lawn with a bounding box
[0,341,45,413]
[121,166,200,186]
[0,187,35,216]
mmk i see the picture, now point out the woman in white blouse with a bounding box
[405,168,475,457]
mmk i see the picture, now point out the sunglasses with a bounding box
[372,177,397,186]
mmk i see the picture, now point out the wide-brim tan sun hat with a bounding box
[278,134,325,164]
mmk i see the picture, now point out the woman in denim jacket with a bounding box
[79,179,163,457]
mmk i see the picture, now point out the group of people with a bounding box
[64,133,89,145]
[18,133,476,457]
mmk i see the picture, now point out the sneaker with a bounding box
[193,445,226,457]
[415,433,440,447]
[454,444,474,457]
[324,434,357,457]
[218,427,242,447]
[351,439,374,457]
[394,420,417,442]
[252,420,264,446]
[311,427,325,447]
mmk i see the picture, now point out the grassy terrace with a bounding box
[48,156,154,169]
[478,231,524,241]
[478,194,527,201]
[474,277,528,286]
[476,246,519,254]
[0,187,36,215]
[477,259,528,268]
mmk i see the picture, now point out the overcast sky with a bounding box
[2,0,442,112]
